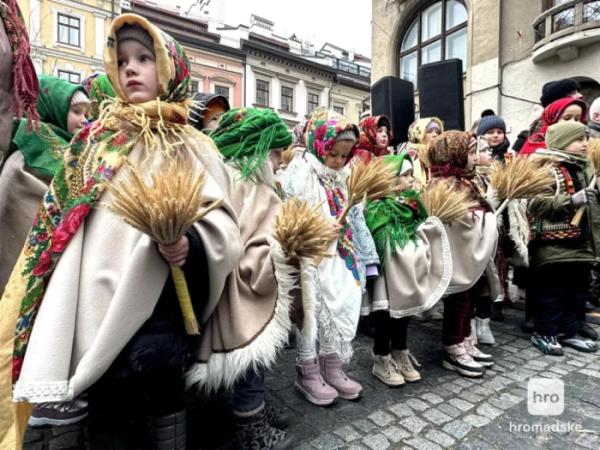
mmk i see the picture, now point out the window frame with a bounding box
[57,12,81,47]
[398,0,468,85]
[280,85,294,113]
[214,84,230,102]
[57,69,82,84]
[307,91,319,115]
[256,79,270,107]
[333,105,345,115]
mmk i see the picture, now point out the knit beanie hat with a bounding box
[116,24,154,54]
[70,90,90,106]
[477,115,506,136]
[211,107,292,180]
[545,121,588,150]
[540,79,581,107]
[335,129,358,144]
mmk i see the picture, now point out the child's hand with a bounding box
[158,236,189,267]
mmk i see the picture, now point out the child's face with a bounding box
[466,145,478,171]
[67,103,88,134]
[204,103,227,130]
[324,140,353,170]
[424,124,440,144]
[375,126,389,148]
[117,40,159,104]
[484,128,505,147]
[559,104,583,123]
[477,137,492,167]
[396,170,415,191]
[269,149,283,173]
[592,111,600,125]
[564,135,589,156]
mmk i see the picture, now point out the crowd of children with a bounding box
[0,5,599,450]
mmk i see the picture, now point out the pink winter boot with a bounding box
[319,353,363,400]
[294,358,338,406]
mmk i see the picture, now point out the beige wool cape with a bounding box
[0,152,49,295]
[10,134,242,404]
[185,166,299,392]
[362,216,452,318]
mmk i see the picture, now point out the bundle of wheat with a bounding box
[489,158,554,214]
[572,138,600,225]
[274,198,338,263]
[281,147,296,167]
[106,157,223,335]
[337,157,397,224]
[421,179,478,223]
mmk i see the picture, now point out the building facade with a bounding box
[371,0,600,139]
[19,0,120,83]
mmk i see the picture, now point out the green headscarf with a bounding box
[11,74,87,177]
[211,107,292,180]
[86,73,116,121]
[365,153,427,265]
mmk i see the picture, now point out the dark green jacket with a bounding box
[529,149,600,268]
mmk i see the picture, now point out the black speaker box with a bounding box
[418,59,464,131]
[371,76,415,145]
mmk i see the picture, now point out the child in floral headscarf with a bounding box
[354,115,392,162]
[405,117,444,187]
[280,107,379,406]
[363,152,451,387]
[0,13,241,448]
[427,131,499,379]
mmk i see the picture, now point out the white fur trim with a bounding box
[299,261,317,344]
[508,199,530,266]
[185,239,298,392]
[13,381,72,403]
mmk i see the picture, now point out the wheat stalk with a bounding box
[281,147,296,167]
[106,157,223,335]
[421,179,478,223]
[490,158,554,215]
[337,157,397,224]
[274,198,338,263]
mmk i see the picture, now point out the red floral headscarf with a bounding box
[355,115,393,160]
[520,97,588,156]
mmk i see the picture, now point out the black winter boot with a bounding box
[234,407,294,450]
[150,410,186,450]
[265,404,292,430]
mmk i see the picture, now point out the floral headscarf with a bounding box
[408,117,444,144]
[83,73,116,121]
[305,107,359,163]
[355,115,392,159]
[520,97,588,156]
[292,118,308,148]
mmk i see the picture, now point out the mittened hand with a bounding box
[158,236,190,267]
[571,188,599,207]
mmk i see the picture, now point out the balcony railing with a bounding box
[532,0,600,61]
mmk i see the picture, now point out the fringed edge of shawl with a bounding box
[184,238,297,393]
[508,199,530,266]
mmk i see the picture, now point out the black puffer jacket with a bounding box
[112,227,209,378]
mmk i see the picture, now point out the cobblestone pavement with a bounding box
[24,308,600,449]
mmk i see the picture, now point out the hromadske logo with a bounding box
[527,378,564,416]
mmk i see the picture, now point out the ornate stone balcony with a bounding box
[532,0,600,62]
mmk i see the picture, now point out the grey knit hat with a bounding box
[70,90,90,106]
[116,24,155,54]
[545,121,588,150]
[477,115,506,136]
[335,129,358,144]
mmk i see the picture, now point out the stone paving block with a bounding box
[388,402,414,418]
[431,386,454,398]
[381,425,410,443]
[455,437,497,449]
[310,433,346,450]
[580,369,600,379]
[422,408,452,425]
[448,398,474,412]
[405,398,429,412]
[399,415,428,434]
[436,403,462,418]
[425,430,456,448]
[420,393,443,405]
[403,436,443,450]
[462,413,491,428]
[476,402,503,420]
[347,445,369,450]
[352,418,377,434]
[333,425,362,443]
[442,419,472,440]
[566,359,586,367]
[368,410,395,427]
[460,391,483,404]
[453,378,474,389]
[574,431,600,449]
[443,383,463,394]
[549,366,569,376]
[361,433,390,450]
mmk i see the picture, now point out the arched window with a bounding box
[398,0,468,87]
